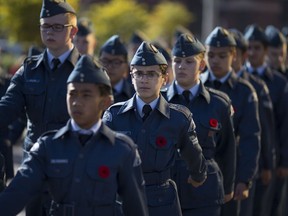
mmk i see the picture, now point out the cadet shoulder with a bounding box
[206,87,232,104]
[169,103,192,119]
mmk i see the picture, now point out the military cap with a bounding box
[77,18,94,37]
[100,35,127,56]
[244,24,268,45]
[130,41,167,66]
[40,0,76,18]
[67,55,111,89]
[205,26,236,47]
[265,25,286,47]
[172,33,205,57]
[229,28,248,51]
[152,42,172,63]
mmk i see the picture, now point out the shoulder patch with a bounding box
[207,87,231,103]
[169,103,191,119]
[102,111,112,122]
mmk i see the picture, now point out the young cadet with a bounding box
[230,28,275,216]
[164,33,236,216]
[200,26,261,216]
[74,17,97,56]
[244,24,288,216]
[0,55,149,216]
[99,35,135,103]
[265,25,288,77]
[0,0,80,215]
[102,41,207,216]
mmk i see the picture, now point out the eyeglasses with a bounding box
[39,23,73,32]
[100,59,126,68]
[130,71,162,80]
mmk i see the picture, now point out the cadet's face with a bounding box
[67,83,106,129]
[266,45,287,69]
[99,52,128,86]
[74,34,96,56]
[205,46,235,79]
[172,55,205,89]
[247,41,266,67]
[40,14,77,56]
[131,65,166,103]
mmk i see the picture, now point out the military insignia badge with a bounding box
[102,111,112,122]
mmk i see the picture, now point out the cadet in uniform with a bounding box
[74,17,97,56]
[230,28,275,216]
[0,0,81,215]
[164,33,236,216]
[99,35,135,103]
[102,41,207,216]
[0,55,149,216]
[200,26,261,216]
[244,24,288,216]
[265,25,287,77]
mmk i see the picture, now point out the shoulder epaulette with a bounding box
[169,103,191,119]
[115,132,135,148]
[206,87,231,103]
[39,129,58,139]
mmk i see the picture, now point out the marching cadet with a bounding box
[164,33,236,216]
[99,35,135,103]
[200,26,261,216]
[265,25,288,78]
[0,0,81,214]
[102,41,207,216]
[244,24,288,216]
[74,17,97,56]
[0,55,149,216]
[230,28,275,216]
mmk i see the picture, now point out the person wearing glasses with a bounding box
[102,41,207,216]
[99,35,135,103]
[0,55,149,216]
[0,0,80,215]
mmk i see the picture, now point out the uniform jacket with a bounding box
[0,48,80,151]
[239,70,275,171]
[201,71,261,183]
[164,81,236,208]
[0,121,148,216]
[102,94,207,216]
[251,67,288,168]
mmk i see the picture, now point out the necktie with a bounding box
[78,132,93,145]
[182,90,192,103]
[51,58,61,72]
[142,104,152,121]
[213,80,222,90]
[252,70,258,76]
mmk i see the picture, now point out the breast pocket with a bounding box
[198,117,221,149]
[23,83,45,114]
[149,134,176,170]
[46,162,72,194]
[86,163,118,205]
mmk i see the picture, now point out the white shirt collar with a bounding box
[209,70,232,83]
[175,80,200,96]
[70,119,101,135]
[136,95,159,117]
[47,45,74,68]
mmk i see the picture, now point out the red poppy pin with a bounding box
[156,136,167,148]
[209,118,218,128]
[98,166,110,178]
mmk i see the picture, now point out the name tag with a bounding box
[50,159,68,164]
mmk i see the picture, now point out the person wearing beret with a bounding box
[229,28,275,216]
[0,0,80,215]
[99,35,135,103]
[102,41,207,216]
[0,55,149,216]
[265,25,288,78]
[244,24,288,216]
[164,33,236,216]
[74,17,97,56]
[200,26,261,216]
